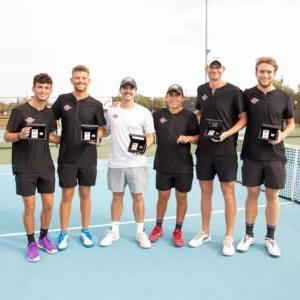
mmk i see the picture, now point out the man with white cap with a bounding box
[189,57,247,255]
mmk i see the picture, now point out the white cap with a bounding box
[207,56,224,67]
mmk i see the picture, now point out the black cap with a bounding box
[120,77,137,89]
[167,84,184,95]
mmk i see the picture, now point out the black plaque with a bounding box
[81,124,98,142]
[203,119,223,140]
[128,134,147,154]
[29,123,47,140]
[259,123,280,141]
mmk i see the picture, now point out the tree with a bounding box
[273,79,295,96]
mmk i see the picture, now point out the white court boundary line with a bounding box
[0,201,293,238]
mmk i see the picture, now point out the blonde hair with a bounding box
[72,65,90,74]
[255,56,278,72]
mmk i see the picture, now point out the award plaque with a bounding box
[29,123,47,140]
[128,134,147,154]
[203,119,223,140]
[259,124,280,141]
[81,124,98,142]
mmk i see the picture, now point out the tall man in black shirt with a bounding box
[51,65,106,250]
[149,84,199,247]
[189,57,247,255]
[5,73,60,262]
[237,57,295,257]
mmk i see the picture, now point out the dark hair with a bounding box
[72,65,90,74]
[33,73,53,86]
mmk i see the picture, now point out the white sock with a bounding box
[111,221,120,233]
[136,222,144,234]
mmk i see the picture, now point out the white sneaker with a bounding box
[265,238,281,257]
[136,232,151,249]
[223,236,235,256]
[188,231,211,248]
[99,230,120,247]
[236,234,255,253]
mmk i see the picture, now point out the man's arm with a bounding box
[270,118,295,145]
[145,133,154,149]
[49,132,60,144]
[4,127,31,143]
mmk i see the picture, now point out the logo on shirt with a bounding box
[250,97,260,104]
[25,117,35,125]
[159,117,168,124]
[112,114,119,119]
[63,104,72,111]
[202,94,208,101]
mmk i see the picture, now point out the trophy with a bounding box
[29,123,47,140]
[81,124,98,142]
[203,119,223,140]
[259,124,280,141]
[128,134,147,154]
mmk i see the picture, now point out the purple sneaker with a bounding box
[27,242,40,262]
[38,236,58,254]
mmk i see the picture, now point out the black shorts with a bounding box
[242,159,286,190]
[15,170,55,196]
[57,163,97,188]
[156,172,193,193]
[196,155,237,182]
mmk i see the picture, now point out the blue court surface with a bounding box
[0,158,299,300]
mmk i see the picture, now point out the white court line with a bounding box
[0,201,293,238]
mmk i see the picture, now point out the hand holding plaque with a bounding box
[28,123,47,140]
[128,134,147,154]
[81,124,98,142]
[203,119,223,141]
[259,124,280,142]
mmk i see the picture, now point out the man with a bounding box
[100,77,155,249]
[237,57,295,257]
[149,84,199,247]
[189,57,247,256]
[4,73,60,262]
[52,65,106,250]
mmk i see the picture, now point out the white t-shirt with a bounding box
[106,103,155,168]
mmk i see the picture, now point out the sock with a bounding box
[39,228,48,239]
[136,222,144,234]
[175,222,183,230]
[27,233,35,245]
[246,223,254,237]
[111,221,120,233]
[266,225,276,240]
[156,219,163,227]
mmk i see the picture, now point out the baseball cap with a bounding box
[207,56,224,67]
[120,77,137,89]
[167,84,184,95]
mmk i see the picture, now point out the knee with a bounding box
[24,205,35,216]
[247,188,260,200]
[43,201,54,211]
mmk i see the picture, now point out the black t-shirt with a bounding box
[51,93,106,165]
[195,82,245,157]
[6,102,56,174]
[241,86,294,161]
[153,108,199,174]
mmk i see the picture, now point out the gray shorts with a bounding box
[107,166,148,193]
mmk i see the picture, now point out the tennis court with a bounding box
[0,147,300,299]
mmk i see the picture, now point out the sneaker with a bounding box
[173,228,185,247]
[37,236,58,254]
[56,231,69,251]
[80,229,95,248]
[265,238,281,257]
[99,229,120,247]
[188,231,211,248]
[223,236,235,256]
[236,234,254,253]
[136,232,151,249]
[27,241,40,262]
[149,225,163,242]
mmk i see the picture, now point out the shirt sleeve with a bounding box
[49,112,57,133]
[51,97,61,120]
[6,108,23,132]
[143,109,155,134]
[95,102,107,127]
[283,96,294,119]
[187,113,200,136]
[195,87,202,111]
[233,88,246,115]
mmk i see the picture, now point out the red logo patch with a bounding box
[250,97,260,104]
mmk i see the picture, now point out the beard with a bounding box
[258,79,273,89]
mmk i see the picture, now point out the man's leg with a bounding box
[79,185,92,229]
[173,191,187,247]
[60,187,75,231]
[200,180,214,234]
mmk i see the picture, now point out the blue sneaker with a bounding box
[80,229,95,247]
[56,231,69,251]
